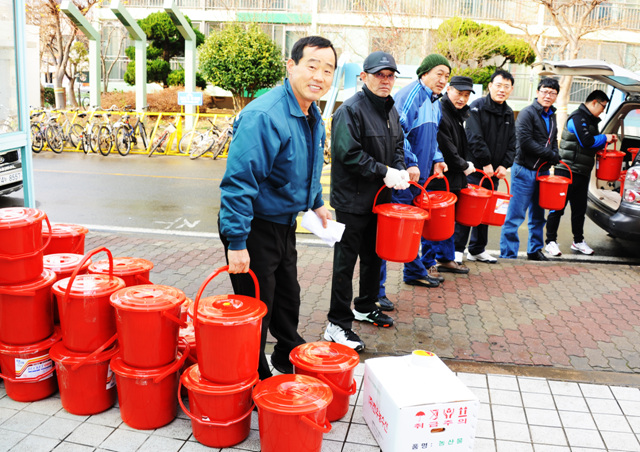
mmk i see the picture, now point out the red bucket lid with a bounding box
[50,341,119,366]
[0,207,46,229]
[460,184,492,198]
[42,223,89,237]
[538,174,571,185]
[373,203,429,220]
[182,364,258,395]
[415,191,457,209]
[110,284,186,312]
[597,150,625,158]
[0,269,57,293]
[289,341,360,373]
[44,253,91,275]
[190,295,267,325]
[253,374,333,415]
[179,322,196,346]
[110,352,182,379]
[0,328,61,354]
[52,274,126,298]
[89,257,154,277]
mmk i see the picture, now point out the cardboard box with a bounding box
[362,351,479,451]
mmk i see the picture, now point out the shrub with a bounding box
[43,87,55,107]
[167,69,208,90]
[100,86,215,113]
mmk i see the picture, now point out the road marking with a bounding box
[34,169,220,182]
[154,217,201,229]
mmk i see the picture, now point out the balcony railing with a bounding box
[204,0,290,9]
[543,1,640,32]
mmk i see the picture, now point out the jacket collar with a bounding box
[532,99,556,116]
[283,78,321,121]
[484,93,511,115]
[419,79,442,103]
[577,102,601,124]
[442,93,470,120]
[363,84,395,114]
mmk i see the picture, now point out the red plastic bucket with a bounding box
[179,322,197,369]
[537,161,573,210]
[191,266,267,384]
[372,181,431,263]
[253,374,333,452]
[111,345,189,430]
[620,170,627,194]
[50,340,119,415]
[179,364,257,448]
[414,175,457,241]
[628,147,639,166]
[44,253,92,281]
[596,148,625,181]
[42,223,89,255]
[89,257,154,287]
[456,170,494,227]
[52,248,126,353]
[290,341,359,422]
[0,269,56,345]
[482,177,512,226]
[0,329,61,402]
[110,284,187,368]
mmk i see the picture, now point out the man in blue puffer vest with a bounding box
[219,36,335,380]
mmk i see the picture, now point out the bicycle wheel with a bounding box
[88,124,101,153]
[97,126,112,156]
[68,124,83,148]
[148,133,166,157]
[210,130,230,160]
[179,130,198,154]
[31,124,44,153]
[137,123,148,150]
[45,124,64,153]
[115,126,132,156]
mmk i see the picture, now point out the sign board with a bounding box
[178,92,203,106]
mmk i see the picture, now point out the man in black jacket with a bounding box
[324,51,408,351]
[500,78,561,261]
[456,69,517,264]
[545,90,617,256]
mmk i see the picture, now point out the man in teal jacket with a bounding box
[219,36,335,379]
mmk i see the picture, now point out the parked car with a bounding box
[538,59,640,242]
[0,148,22,196]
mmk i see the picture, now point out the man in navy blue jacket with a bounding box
[219,36,335,379]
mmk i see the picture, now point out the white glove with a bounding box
[396,170,410,190]
[463,161,476,176]
[383,167,410,190]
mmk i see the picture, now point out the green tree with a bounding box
[199,23,285,112]
[435,17,535,88]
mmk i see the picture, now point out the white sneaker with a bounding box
[466,251,497,264]
[454,251,464,264]
[545,241,562,256]
[324,322,365,352]
[571,241,594,255]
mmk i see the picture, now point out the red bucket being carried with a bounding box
[253,374,333,452]
[456,170,494,227]
[110,284,187,368]
[372,181,431,263]
[89,257,154,287]
[537,161,573,210]
[290,341,359,422]
[596,143,625,181]
[179,365,257,448]
[482,177,512,226]
[42,223,89,255]
[0,329,61,402]
[413,175,457,241]
[191,266,267,384]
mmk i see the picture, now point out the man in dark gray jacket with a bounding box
[325,51,408,351]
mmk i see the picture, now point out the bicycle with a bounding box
[113,106,149,156]
[45,109,83,153]
[208,115,235,160]
[95,105,119,156]
[30,110,45,153]
[75,107,102,154]
[148,116,179,157]
[178,118,221,159]
[30,109,61,153]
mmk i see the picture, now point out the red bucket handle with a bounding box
[316,374,357,397]
[153,338,190,384]
[70,333,119,372]
[301,414,332,433]
[372,181,431,218]
[423,174,450,193]
[0,365,56,384]
[177,378,255,426]
[536,160,573,184]
[63,246,115,307]
[134,274,153,285]
[0,214,52,260]
[598,140,619,157]
[192,265,260,330]
[470,169,495,193]
[162,309,188,329]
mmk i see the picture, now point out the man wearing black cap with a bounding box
[324,51,408,351]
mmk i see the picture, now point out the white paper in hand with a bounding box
[300,210,345,247]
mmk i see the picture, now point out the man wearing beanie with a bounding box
[325,51,408,351]
[378,53,450,295]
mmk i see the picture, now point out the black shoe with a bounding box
[527,250,549,261]
[376,296,395,311]
[404,276,440,288]
[353,308,394,327]
[270,355,293,374]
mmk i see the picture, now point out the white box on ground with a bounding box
[362,351,479,451]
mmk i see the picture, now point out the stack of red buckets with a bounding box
[0,207,60,402]
[180,266,266,448]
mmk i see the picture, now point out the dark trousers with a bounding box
[454,173,500,255]
[546,171,589,244]
[220,217,305,380]
[328,210,380,331]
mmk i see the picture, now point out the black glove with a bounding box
[550,154,560,165]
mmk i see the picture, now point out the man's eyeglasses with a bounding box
[539,89,558,98]
[371,72,397,81]
[491,83,512,90]
[597,101,608,109]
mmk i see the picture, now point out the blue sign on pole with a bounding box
[178,92,203,106]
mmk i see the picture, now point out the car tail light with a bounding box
[622,166,640,204]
